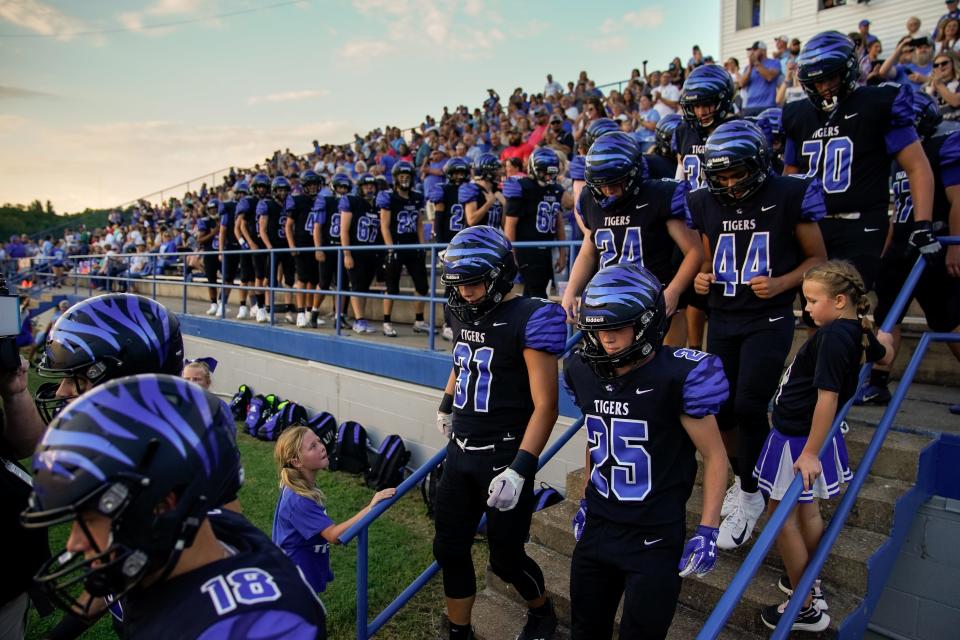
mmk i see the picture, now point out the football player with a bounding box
[340,173,382,334]
[257,176,296,324]
[503,147,568,299]
[22,375,326,638]
[430,157,472,242]
[686,120,827,550]
[560,132,702,348]
[434,226,567,640]
[565,263,728,640]
[646,113,682,180]
[217,187,243,316]
[460,154,505,229]
[235,174,270,322]
[286,170,322,328]
[198,198,221,316]
[783,31,939,295]
[861,92,960,408]
[312,173,354,329]
[378,161,431,337]
[570,118,621,236]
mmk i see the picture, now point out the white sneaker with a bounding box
[442,325,454,341]
[721,476,741,519]
[382,322,398,337]
[362,319,376,333]
[215,303,226,317]
[412,320,430,334]
[205,303,218,316]
[284,310,296,324]
[314,315,326,326]
[256,307,268,323]
[353,319,368,334]
[717,489,765,550]
[236,305,249,320]
[296,312,308,328]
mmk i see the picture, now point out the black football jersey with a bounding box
[218,201,241,248]
[427,182,465,243]
[376,189,424,245]
[339,195,381,246]
[236,196,261,248]
[503,177,565,243]
[459,182,504,230]
[890,129,960,246]
[685,175,827,314]
[563,346,729,526]
[285,194,314,247]
[578,178,688,286]
[646,153,678,180]
[672,121,709,188]
[197,216,218,251]
[256,198,287,244]
[772,319,885,437]
[450,297,567,438]
[311,195,342,246]
[783,83,917,224]
[120,510,326,640]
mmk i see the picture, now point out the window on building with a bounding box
[736,0,790,30]
[735,0,760,30]
[820,0,848,9]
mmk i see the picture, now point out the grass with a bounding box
[23,372,487,639]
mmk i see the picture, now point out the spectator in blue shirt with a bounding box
[880,36,934,92]
[633,94,660,152]
[739,40,783,114]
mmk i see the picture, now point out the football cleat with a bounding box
[717,489,764,550]
[778,573,828,611]
[854,382,891,406]
[412,320,430,334]
[382,322,398,337]
[721,477,741,519]
[296,312,308,328]
[236,304,249,319]
[516,599,558,640]
[256,307,268,323]
[761,601,830,632]
[205,303,218,316]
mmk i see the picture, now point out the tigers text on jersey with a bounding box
[120,510,326,640]
[783,82,917,224]
[338,195,381,246]
[563,347,728,527]
[376,189,425,245]
[503,177,565,243]
[891,129,960,246]
[285,194,315,247]
[578,178,688,286]
[311,195,340,246]
[256,198,287,245]
[459,182,504,230]
[450,297,566,438]
[427,183,465,243]
[685,175,826,314]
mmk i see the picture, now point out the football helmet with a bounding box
[22,374,241,618]
[531,147,561,183]
[234,180,250,196]
[585,132,645,210]
[797,31,859,112]
[392,160,416,191]
[35,294,184,424]
[654,113,683,158]
[251,173,271,196]
[300,169,322,196]
[582,117,621,151]
[576,263,667,379]
[441,226,517,323]
[357,173,377,198]
[271,175,291,200]
[680,65,736,133]
[331,172,353,194]
[702,120,771,206]
[473,153,502,183]
[444,157,471,185]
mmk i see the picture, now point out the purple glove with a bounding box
[678,525,719,577]
[572,499,587,541]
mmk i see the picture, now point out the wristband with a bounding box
[509,449,538,480]
[439,392,454,414]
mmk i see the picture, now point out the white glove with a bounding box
[436,412,453,439]
[487,468,525,511]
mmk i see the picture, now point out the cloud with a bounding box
[0,0,89,40]
[117,0,220,36]
[600,7,665,34]
[586,35,627,52]
[340,38,393,59]
[247,89,328,105]
[0,85,57,99]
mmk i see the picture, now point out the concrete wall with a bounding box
[869,496,960,640]
[184,335,583,492]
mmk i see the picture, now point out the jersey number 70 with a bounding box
[586,415,651,502]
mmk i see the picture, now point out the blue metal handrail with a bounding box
[337,331,584,639]
[698,237,960,639]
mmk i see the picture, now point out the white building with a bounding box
[720,0,948,65]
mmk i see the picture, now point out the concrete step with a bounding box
[485,541,853,638]
[842,424,933,484]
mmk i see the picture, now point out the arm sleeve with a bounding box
[568,156,585,181]
[885,83,921,155]
[682,354,730,418]
[375,190,392,210]
[799,176,827,222]
[458,182,480,204]
[523,303,568,355]
[338,195,351,213]
[940,131,960,187]
[284,195,296,214]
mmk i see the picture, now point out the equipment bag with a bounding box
[366,434,411,491]
[229,384,253,421]
[306,411,338,453]
[333,421,369,474]
[420,459,445,519]
[533,483,563,512]
[258,400,307,441]
[244,395,269,435]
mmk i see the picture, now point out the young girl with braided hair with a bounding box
[272,426,395,594]
[755,260,893,632]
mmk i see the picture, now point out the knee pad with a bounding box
[432,536,475,599]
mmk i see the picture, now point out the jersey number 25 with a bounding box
[586,415,651,502]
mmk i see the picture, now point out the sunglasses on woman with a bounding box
[935,60,952,69]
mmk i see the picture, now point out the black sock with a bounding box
[265,305,271,313]
[728,456,740,477]
[384,314,391,323]
[310,310,319,322]
[415,313,424,321]
[449,621,472,639]
[870,369,890,387]
[256,294,265,307]
[297,307,305,313]
[529,599,553,617]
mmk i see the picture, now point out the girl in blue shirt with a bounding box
[272,426,395,594]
